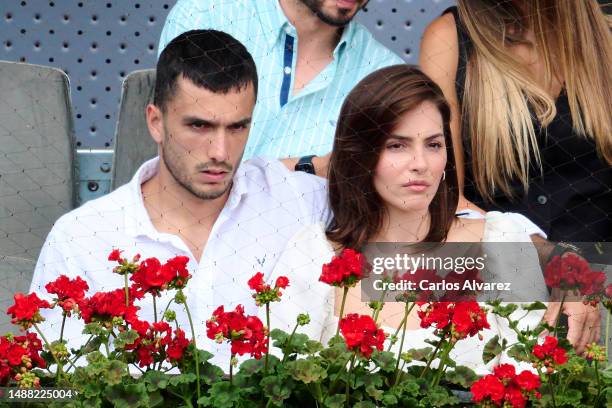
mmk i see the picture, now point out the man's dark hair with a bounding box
[154,29,258,111]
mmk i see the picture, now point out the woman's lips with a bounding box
[402,181,430,192]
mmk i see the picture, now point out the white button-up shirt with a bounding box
[30,156,329,369]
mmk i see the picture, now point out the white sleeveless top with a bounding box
[262,211,547,374]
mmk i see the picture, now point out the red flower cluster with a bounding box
[130,256,192,296]
[206,305,267,359]
[319,248,367,287]
[79,288,141,326]
[544,254,602,294]
[6,293,51,329]
[417,301,489,340]
[247,272,290,306]
[339,314,386,359]
[44,275,89,316]
[471,364,541,408]
[531,336,568,373]
[0,333,46,387]
[124,320,190,367]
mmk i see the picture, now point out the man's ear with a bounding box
[146,103,164,145]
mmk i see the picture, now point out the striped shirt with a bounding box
[158,0,403,160]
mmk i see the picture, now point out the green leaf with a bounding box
[521,301,548,311]
[405,347,433,362]
[260,375,294,405]
[324,394,346,408]
[507,344,531,363]
[147,391,164,408]
[168,372,197,386]
[482,335,501,364]
[79,336,104,355]
[143,370,169,392]
[354,372,383,390]
[286,359,327,384]
[381,392,398,406]
[104,360,128,385]
[370,350,397,373]
[198,382,241,408]
[420,386,458,407]
[444,366,478,388]
[304,339,324,354]
[113,329,139,349]
[83,323,107,336]
[353,402,377,408]
[365,384,383,400]
[555,389,582,406]
[491,303,518,318]
[238,358,264,376]
[104,383,149,408]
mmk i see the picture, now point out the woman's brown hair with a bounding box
[326,65,458,250]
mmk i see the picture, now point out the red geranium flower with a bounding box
[275,276,289,289]
[418,301,489,341]
[162,256,192,289]
[319,248,367,287]
[206,305,268,359]
[165,328,190,362]
[130,257,175,296]
[339,314,386,359]
[532,336,568,371]
[6,293,51,329]
[0,332,46,387]
[544,254,591,291]
[471,365,541,407]
[79,288,140,326]
[108,249,124,262]
[45,275,89,316]
[247,272,290,306]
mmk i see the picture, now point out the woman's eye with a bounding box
[386,143,404,150]
[428,142,443,149]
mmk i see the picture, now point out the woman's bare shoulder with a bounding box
[446,216,486,242]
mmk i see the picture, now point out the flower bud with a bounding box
[297,313,311,326]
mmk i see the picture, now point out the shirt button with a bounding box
[284,66,292,75]
[537,195,548,205]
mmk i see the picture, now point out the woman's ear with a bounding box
[145,103,164,145]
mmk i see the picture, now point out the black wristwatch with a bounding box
[295,155,317,175]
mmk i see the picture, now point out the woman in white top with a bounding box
[268,65,547,374]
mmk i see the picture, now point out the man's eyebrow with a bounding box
[229,117,252,127]
[182,116,218,126]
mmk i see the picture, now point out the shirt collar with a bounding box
[123,157,248,238]
[258,0,356,53]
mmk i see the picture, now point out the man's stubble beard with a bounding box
[161,132,237,201]
[298,0,363,27]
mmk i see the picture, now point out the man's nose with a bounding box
[206,130,229,162]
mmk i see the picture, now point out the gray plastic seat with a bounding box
[111,69,157,190]
[0,61,75,334]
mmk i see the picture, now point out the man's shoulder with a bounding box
[51,185,132,234]
[348,21,404,66]
[238,157,327,197]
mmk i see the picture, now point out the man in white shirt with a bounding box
[29,29,328,369]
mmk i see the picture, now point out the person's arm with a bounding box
[280,154,330,178]
[419,14,480,213]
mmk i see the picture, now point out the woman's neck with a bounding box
[374,208,432,243]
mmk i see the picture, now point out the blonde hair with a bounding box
[457,0,612,200]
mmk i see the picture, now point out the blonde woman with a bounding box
[420,0,611,243]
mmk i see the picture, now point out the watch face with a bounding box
[296,162,315,174]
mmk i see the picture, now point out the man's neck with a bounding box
[279,0,342,51]
[140,165,230,262]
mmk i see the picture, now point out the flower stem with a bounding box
[335,286,349,337]
[180,290,201,406]
[229,354,234,386]
[33,323,63,381]
[345,354,356,407]
[64,334,94,372]
[59,313,67,344]
[372,288,388,324]
[394,302,413,384]
[153,296,158,323]
[281,322,299,364]
[419,333,445,379]
[160,298,174,322]
[432,341,452,387]
[124,274,129,307]
[605,310,610,362]
[264,303,270,374]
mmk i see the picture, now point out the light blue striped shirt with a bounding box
[159,0,404,159]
